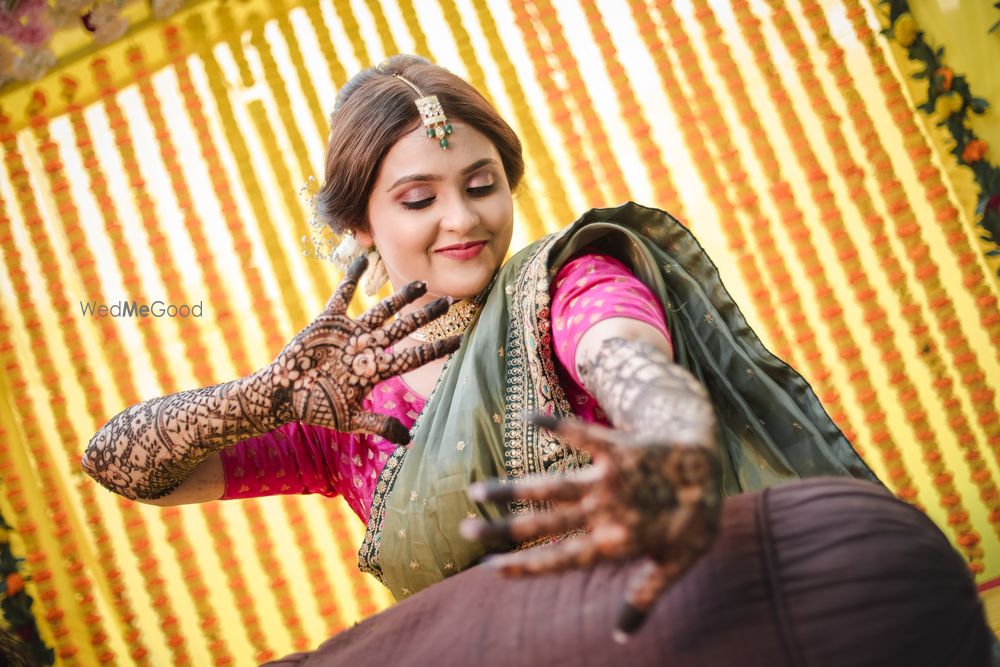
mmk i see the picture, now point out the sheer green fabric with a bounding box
[358,202,877,600]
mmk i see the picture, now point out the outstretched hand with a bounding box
[263,255,459,443]
[461,414,721,642]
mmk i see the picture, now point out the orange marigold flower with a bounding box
[935,67,953,92]
[962,139,988,163]
[5,572,24,596]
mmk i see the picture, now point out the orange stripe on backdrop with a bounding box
[106,39,326,660]
[464,0,574,233]
[682,0,931,506]
[94,55,244,665]
[769,0,997,566]
[164,25,288,355]
[577,1,684,217]
[62,74,193,666]
[843,2,1000,356]
[0,221,101,665]
[510,0,607,208]
[525,0,632,206]
[21,86,157,666]
[621,0,797,368]
[632,0,801,362]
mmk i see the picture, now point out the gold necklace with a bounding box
[409,298,481,342]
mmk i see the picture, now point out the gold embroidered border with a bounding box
[357,446,407,584]
[503,232,590,516]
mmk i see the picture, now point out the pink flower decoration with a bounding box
[0,0,53,49]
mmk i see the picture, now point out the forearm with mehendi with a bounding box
[81,367,288,500]
[576,336,717,448]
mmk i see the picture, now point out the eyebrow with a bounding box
[385,157,498,191]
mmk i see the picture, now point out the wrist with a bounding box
[234,367,286,434]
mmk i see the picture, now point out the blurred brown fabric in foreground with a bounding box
[265,478,990,667]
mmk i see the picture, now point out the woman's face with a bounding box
[362,121,514,304]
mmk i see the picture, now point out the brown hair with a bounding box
[315,54,524,235]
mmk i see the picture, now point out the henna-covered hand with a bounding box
[259,255,460,443]
[82,255,459,500]
[461,337,721,642]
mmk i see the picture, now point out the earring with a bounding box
[330,234,366,272]
[362,249,389,296]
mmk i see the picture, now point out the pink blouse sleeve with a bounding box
[551,251,671,387]
[218,421,348,499]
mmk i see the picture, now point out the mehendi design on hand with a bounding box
[576,337,715,445]
[83,256,460,500]
[462,337,721,641]
[260,256,460,443]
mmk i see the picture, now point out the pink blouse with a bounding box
[219,252,670,523]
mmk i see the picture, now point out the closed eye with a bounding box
[469,183,497,196]
[402,197,434,210]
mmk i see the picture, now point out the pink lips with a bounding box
[435,240,487,260]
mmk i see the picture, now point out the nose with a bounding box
[440,194,480,235]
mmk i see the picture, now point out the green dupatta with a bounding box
[358,202,877,600]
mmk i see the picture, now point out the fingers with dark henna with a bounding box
[526,413,629,457]
[349,410,411,445]
[381,296,452,342]
[467,466,604,505]
[613,559,671,643]
[460,506,586,546]
[358,280,427,329]
[487,533,600,576]
[388,335,462,374]
[324,255,368,314]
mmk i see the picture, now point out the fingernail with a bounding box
[614,603,646,637]
[446,296,455,305]
[458,518,481,541]
[468,482,487,502]
[612,629,630,645]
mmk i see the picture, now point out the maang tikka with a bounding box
[392,73,453,149]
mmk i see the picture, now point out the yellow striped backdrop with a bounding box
[1,0,998,663]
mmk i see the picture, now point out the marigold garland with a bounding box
[878,0,1000,269]
[90,57,216,383]
[269,9,330,168]
[624,0,797,368]
[575,0,683,216]
[527,0,632,205]
[720,3,983,570]
[863,5,1000,359]
[362,0,399,56]
[190,9,309,330]
[510,1,605,206]
[466,0,574,231]
[127,44,255,378]
[656,0,862,421]
[395,0,430,64]
[93,53,236,663]
[303,0,349,93]
[0,106,125,664]
[683,0,929,512]
[62,69,195,664]
[766,0,991,568]
[27,82,158,665]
